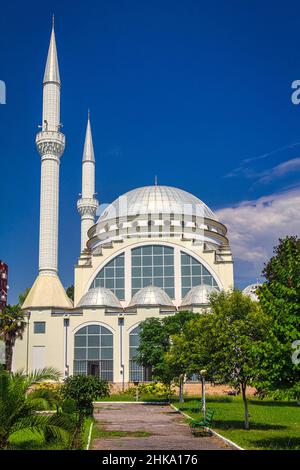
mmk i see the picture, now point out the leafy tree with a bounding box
[0,304,26,371]
[18,288,30,306]
[135,311,195,400]
[257,236,300,398]
[61,374,109,449]
[179,291,269,429]
[66,285,74,302]
[0,367,72,449]
[164,333,192,402]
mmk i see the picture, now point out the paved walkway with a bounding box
[92,403,231,450]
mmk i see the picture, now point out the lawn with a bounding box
[8,416,93,450]
[174,395,300,450]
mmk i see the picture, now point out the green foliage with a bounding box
[66,285,74,301]
[172,290,270,428]
[0,367,72,449]
[61,398,77,414]
[257,236,300,398]
[61,374,109,449]
[0,304,26,371]
[136,311,196,384]
[29,382,63,411]
[123,382,175,399]
[62,375,109,416]
[18,288,30,306]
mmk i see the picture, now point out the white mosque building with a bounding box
[13,22,234,385]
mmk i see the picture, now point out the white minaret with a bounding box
[23,18,72,310]
[77,112,99,252]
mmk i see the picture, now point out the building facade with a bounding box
[13,22,234,385]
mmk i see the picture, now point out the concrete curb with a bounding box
[170,404,244,451]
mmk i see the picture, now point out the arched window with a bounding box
[74,325,113,381]
[181,252,218,297]
[131,245,174,298]
[129,325,151,382]
[91,253,125,299]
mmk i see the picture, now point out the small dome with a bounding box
[78,287,123,309]
[242,284,262,302]
[129,285,174,308]
[181,284,218,307]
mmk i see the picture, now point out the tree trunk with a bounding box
[179,375,184,403]
[241,383,249,430]
[70,412,85,450]
[5,340,13,372]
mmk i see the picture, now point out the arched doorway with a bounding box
[74,324,113,381]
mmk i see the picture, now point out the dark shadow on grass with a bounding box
[249,400,299,408]
[251,437,300,450]
[214,420,287,431]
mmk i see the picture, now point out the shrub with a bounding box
[61,375,109,449]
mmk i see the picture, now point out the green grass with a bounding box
[92,423,150,440]
[9,416,93,450]
[83,416,94,450]
[174,395,300,450]
[9,429,67,450]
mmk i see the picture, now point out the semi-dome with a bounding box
[77,287,123,309]
[242,284,262,302]
[128,285,174,308]
[88,185,228,250]
[180,284,218,308]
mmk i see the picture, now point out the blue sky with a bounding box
[1,0,300,303]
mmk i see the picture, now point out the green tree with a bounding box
[66,285,74,302]
[0,304,26,371]
[135,311,195,399]
[257,236,300,398]
[18,288,30,307]
[0,367,72,449]
[181,291,269,429]
[165,333,192,402]
[61,374,109,449]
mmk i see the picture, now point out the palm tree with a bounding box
[0,367,72,449]
[0,304,26,371]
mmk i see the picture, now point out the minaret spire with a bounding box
[77,112,99,252]
[43,17,60,87]
[23,18,72,310]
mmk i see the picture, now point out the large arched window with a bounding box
[74,325,113,381]
[181,252,218,297]
[131,245,174,298]
[91,253,125,299]
[129,325,151,382]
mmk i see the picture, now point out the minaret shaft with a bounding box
[82,162,95,198]
[77,114,99,252]
[42,83,60,131]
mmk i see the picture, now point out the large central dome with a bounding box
[98,186,216,222]
[87,185,228,250]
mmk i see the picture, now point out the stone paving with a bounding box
[92,403,232,450]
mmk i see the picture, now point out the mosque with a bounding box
[13,21,235,385]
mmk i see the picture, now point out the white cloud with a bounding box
[257,157,300,184]
[215,188,300,284]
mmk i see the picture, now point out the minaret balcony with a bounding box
[36,130,65,158]
[77,198,99,217]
